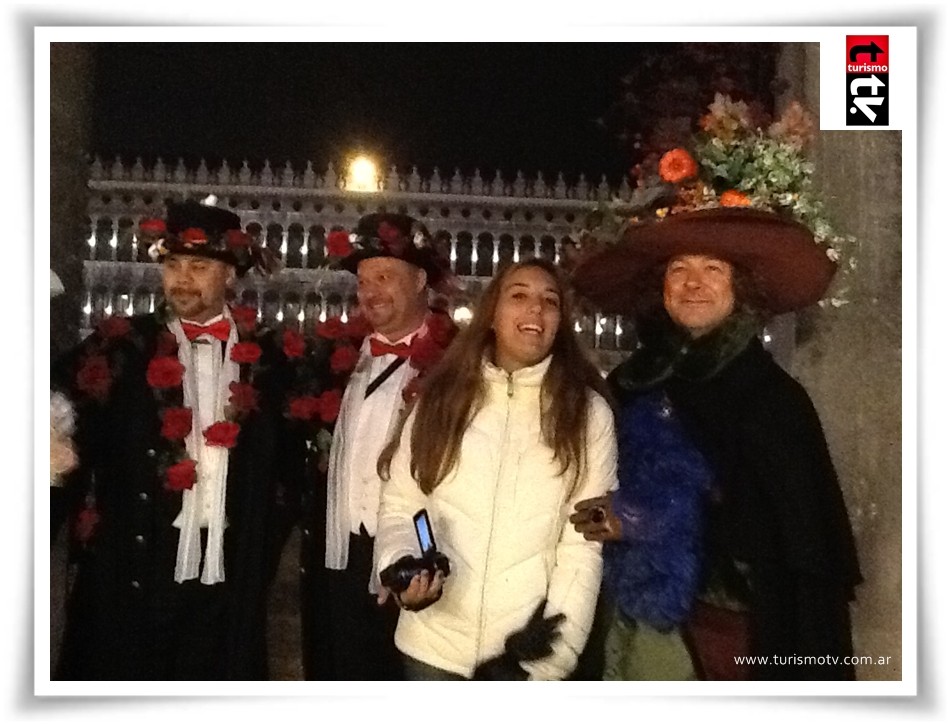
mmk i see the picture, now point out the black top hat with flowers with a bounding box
[138,199,279,277]
[570,94,852,316]
[334,212,451,289]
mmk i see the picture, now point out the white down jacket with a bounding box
[375,355,617,680]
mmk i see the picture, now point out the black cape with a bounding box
[612,336,862,680]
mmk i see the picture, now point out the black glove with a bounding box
[472,599,566,680]
[471,651,529,680]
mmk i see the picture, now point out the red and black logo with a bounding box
[846,35,889,126]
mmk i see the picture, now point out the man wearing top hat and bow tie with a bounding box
[52,198,317,680]
[300,213,456,680]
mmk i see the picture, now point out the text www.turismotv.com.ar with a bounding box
[735,654,893,667]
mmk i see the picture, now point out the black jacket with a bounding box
[51,313,311,680]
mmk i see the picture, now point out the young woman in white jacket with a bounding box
[375,258,618,680]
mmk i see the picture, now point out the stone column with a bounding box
[49,41,94,677]
[780,43,903,680]
[50,42,93,358]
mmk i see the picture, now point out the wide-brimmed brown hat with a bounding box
[572,207,836,315]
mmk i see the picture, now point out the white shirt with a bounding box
[344,327,424,536]
[325,322,427,574]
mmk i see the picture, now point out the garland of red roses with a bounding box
[289,307,458,431]
[147,304,264,492]
[70,306,303,543]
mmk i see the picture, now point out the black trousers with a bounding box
[320,527,402,680]
[57,527,230,681]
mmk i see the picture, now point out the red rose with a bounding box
[76,355,112,400]
[231,341,262,365]
[401,377,423,405]
[161,407,193,440]
[658,148,698,184]
[317,388,343,423]
[330,344,360,374]
[138,218,166,235]
[377,221,402,245]
[325,230,352,257]
[288,396,320,421]
[98,316,132,339]
[147,356,185,389]
[230,305,258,331]
[179,227,208,245]
[225,229,251,248]
[344,315,372,340]
[283,329,306,359]
[156,330,179,356]
[228,382,260,414]
[166,458,197,491]
[74,504,100,544]
[425,311,457,348]
[204,421,241,448]
[315,316,346,340]
[409,334,445,371]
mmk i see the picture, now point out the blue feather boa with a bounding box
[603,389,714,632]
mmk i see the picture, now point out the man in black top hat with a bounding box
[299,212,456,680]
[52,198,317,680]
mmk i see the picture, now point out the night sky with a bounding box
[90,43,644,186]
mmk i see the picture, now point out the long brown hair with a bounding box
[379,257,611,495]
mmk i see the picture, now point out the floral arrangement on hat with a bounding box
[333,213,458,295]
[137,202,281,278]
[665,95,854,299]
[567,94,855,307]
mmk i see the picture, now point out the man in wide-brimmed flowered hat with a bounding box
[568,97,861,682]
[51,198,321,680]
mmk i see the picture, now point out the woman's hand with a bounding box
[569,493,623,541]
[377,568,445,611]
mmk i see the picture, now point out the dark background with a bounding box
[90,42,650,183]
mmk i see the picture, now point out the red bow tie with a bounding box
[181,319,231,342]
[369,337,412,358]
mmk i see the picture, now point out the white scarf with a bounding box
[168,309,239,585]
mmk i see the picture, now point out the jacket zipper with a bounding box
[473,372,514,666]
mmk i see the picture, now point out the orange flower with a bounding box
[658,148,698,184]
[719,190,751,207]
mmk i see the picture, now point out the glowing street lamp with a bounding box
[346,155,379,192]
[452,305,473,325]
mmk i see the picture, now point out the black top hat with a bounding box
[337,213,451,288]
[139,199,277,277]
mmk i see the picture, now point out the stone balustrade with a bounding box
[89,155,638,202]
[81,156,665,359]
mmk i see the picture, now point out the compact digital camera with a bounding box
[379,509,451,593]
